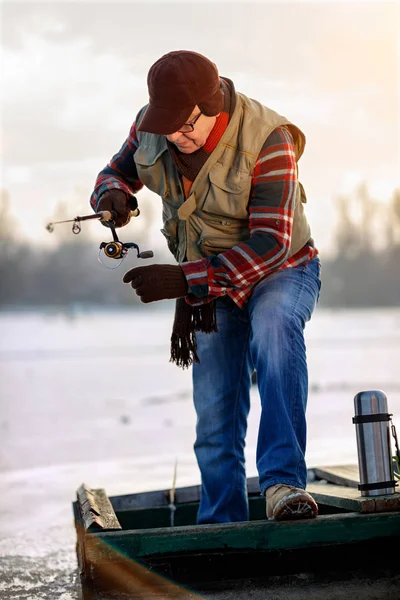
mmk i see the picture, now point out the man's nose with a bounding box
[166,131,181,142]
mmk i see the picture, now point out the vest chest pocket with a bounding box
[134,144,172,197]
[201,163,252,220]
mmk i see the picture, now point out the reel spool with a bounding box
[101,241,126,260]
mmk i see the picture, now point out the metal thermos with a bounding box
[353,390,396,496]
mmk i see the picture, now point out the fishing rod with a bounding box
[46,210,154,267]
[168,459,178,528]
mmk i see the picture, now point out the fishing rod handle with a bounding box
[97,210,115,221]
[98,209,140,221]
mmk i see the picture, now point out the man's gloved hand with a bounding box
[97,190,138,228]
[123,264,188,303]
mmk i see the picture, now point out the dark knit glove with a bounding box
[97,190,138,228]
[123,264,189,303]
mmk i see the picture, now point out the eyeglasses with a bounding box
[178,111,202,133]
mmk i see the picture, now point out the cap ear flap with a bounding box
[199,88,224,117]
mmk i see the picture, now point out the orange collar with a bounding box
[203,111,229,153]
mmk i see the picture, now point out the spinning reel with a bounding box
[46,210,154,267]
[99,218,154,262]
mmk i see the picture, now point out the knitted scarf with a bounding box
[169,79,236,368]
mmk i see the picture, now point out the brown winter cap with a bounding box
[138,50,224,135]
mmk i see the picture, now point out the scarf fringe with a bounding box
[170,298,218,369]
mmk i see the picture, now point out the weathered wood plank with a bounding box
[77,484,122,531]
[307,482,400,513]
[307,483,373,512]
[312,464,360,488]
[84,511,400,563]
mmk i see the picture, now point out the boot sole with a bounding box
[268,492,318,521]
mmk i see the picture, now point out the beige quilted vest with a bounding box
[134,92,311,263]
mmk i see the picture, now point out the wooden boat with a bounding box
[73,465,400,599]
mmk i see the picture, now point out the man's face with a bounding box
[166,105,218,154]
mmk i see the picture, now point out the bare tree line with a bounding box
[1,185,399,310]
[321,184,400,307]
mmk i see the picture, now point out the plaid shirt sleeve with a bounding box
[90,122,144,211]
[182,126,300,306]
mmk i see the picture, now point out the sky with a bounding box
[2,0,400,256]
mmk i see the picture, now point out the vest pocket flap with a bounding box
[209,163,251,194]
[134,144,168,167]
[198,221,250,256]
[177,194,196,221]
[198,234,247,256]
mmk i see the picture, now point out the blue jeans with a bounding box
[192,258,321,523]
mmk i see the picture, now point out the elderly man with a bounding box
[90,50,321,523]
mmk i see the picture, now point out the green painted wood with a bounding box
[84,511,400,563]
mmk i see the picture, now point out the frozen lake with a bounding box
[1,306,400,598]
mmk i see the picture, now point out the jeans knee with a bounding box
[253,307,300,347]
